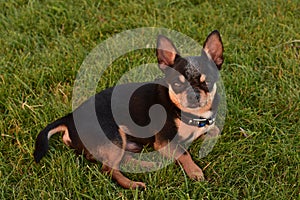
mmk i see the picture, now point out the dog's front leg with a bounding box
[177,150,205,181]
[154,141,205,181]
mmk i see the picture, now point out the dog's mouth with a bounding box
[188,103,200,109]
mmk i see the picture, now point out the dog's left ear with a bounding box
[156,35,180,71]
[203,30,224,70]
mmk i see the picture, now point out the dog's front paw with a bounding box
[184,164,205,181]
[189,168,205,181]
[130,181,146,189]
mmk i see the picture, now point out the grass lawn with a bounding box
[0,0,299,199]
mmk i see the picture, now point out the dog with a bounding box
[34,30,224,189]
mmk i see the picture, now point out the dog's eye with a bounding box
[200,81,209,92]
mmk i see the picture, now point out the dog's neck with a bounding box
[174,93,220,127]
[176,109,216,127]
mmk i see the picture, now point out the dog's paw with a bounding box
[184,165,205,181]
[189,168,205,181]
[130,181,146,189]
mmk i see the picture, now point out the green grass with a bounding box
[1,0,299,199]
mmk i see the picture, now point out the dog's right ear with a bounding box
[156,35,180,71]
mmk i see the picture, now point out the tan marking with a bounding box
[62,129,71,146]
[47,125,71,147]
[200,74,206,82]
[153,139,168,151]
[169,88,183,110]
[177,151,204,181]
[102,165,146,189]
[178,75,186,83]
[101,130,146,189]
[99,129,126,170]
[169,87,212,116]
[118,128,127,151]
[199,90,208,107]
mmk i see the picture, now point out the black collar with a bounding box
[177,110,215,128]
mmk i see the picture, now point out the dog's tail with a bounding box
[33,114,72,163]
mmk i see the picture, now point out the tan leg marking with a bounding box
[100,129,146,189]
[177,152,204,181]
[154,139,204,181]
[47,125,71,146]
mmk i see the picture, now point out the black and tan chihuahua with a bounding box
[34,30,224,189]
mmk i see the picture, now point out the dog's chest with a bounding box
[175,119,211,143]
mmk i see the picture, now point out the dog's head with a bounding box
[156,31,224,116]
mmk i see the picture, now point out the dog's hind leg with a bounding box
[102,164,146,189]
[100,129,146,189]
[101,148,146,189]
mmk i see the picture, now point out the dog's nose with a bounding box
[195,93,200,100]
[187,92,200,103]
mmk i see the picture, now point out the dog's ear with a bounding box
[156,35,180,71]
[203,30,224,70]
